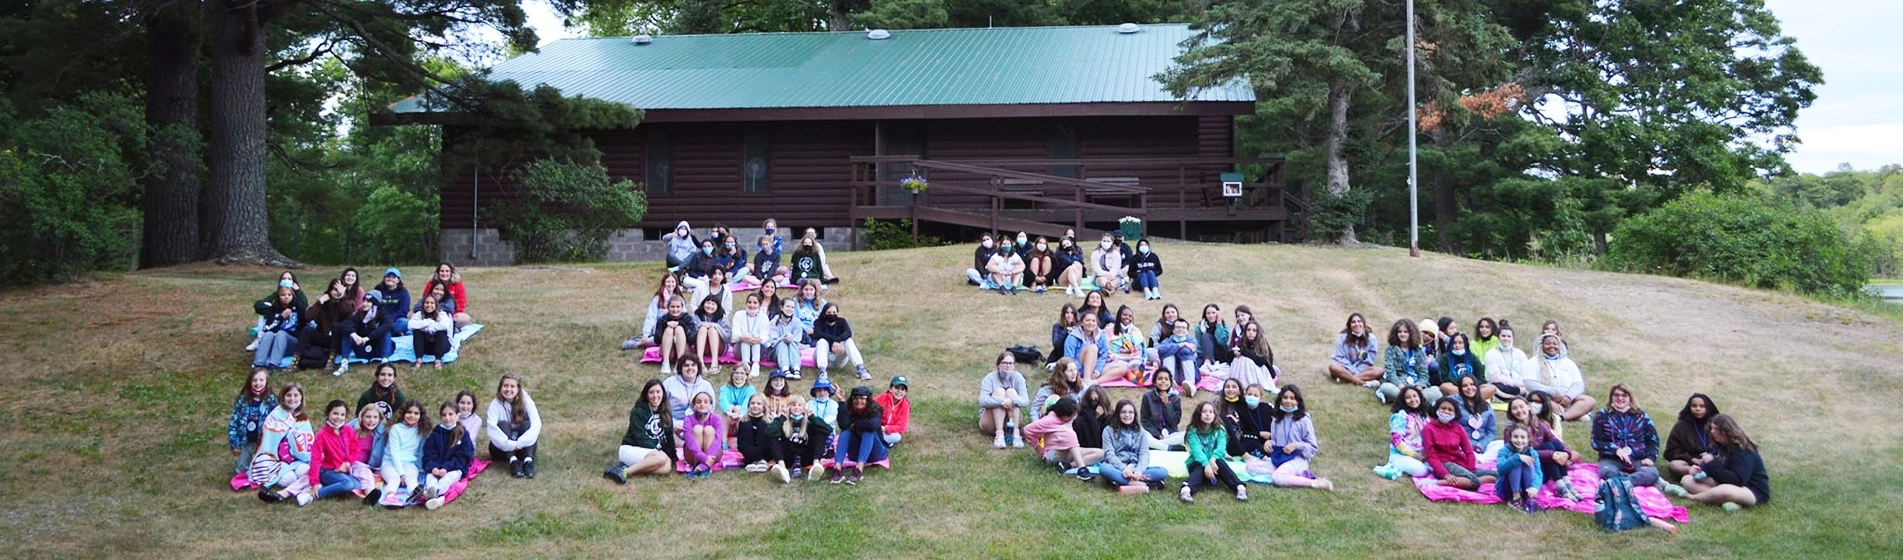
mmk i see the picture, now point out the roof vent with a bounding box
[632,34,653,45]
[1116,23,1140,34]
[867,29,891,40]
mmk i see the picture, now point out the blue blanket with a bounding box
[279,324,485,368]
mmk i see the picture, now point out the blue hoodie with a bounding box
[421,423,475,474]
[1064,325,1109,373]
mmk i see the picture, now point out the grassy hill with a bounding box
[1,244,1898,558]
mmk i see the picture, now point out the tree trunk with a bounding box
[204,0,291,265]
[140,0,203,269]
[1326,77,1356,245]
[828,1,850,31]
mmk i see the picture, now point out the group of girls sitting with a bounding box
[980,351,1334,503]
[227,366,540,510]
[634,273,873,383]
[1046,297,1277,398]
[1340,315,1770,521]
[248,263,472,376]
[963,230,1163,299]
[604,359,910,486]
[664,219,839,289]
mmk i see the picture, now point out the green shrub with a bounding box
[1601,193,1870,295]
[0,94,143,285]
[861,219,948,251]
[354,185,435,264]
[487,158,647,263]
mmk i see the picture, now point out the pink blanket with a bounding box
[376,458,490,508]
[1094,368,1224,393]
[1410,462,1690,523]
[640,346,816,368]
[675,448,746,473]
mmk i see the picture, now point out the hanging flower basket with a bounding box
[900,174,929,194]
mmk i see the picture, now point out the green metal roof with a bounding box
[390,24,1251,113]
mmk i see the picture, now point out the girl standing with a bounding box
[227,368,277,479]
[421,401,475,510]
[486,373,542,479]
[1266,385,1333,491]
[1179,401,1248,503]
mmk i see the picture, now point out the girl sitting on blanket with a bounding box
[1266,385,1333,491]
[1228,320,1276,391]
[1217,379,1247,457]
[456,390,483,449]
[1097,399,1168,491]
[769,299,805,379]
[352,402,387,503]
[309,400,363,503]
[228,368,277,479]
[256,383,315,505]
[1194,304,1232,369]
[736,394,775,473]
[1425,396,1496,491]
[605,380,679,483]
[1674,414,1770,510]
[762,371,794,417]
[420,400,474,510]
[487,373,542,479]
[248,271,306,352]
[1379,319,1440,405]
[1155,319,1200,397]
[1453,376,1499,460]
[1147,304,1181,346]
[380,401,426,504]
[427,262,472,329]
[1050,304,1079,363]
[682,392,726,479]
[1327,313,1382,385]
[688,267,734,321]
[831,386,886,485]
[692,295,731,375]
[653,297,698,375]
[1026,236,1054,294]
[1104,306,1149,384]
[746,233,783,287]
[719,369,756,440]
[813,303,872,381]
[663,356,715,426]
[1141,374,1184,450]
[1504,396,1581,500]
[251,285,301,369]
[768,395,831,483]
[1179,401,1248,503]
[731,292,772,378]
[410,295,453,369]
[1074,386,1111,450]
[1129,239,1163,300]
[1496,424,1544,513]
[1031,358,1084,419]
[1054,236,1087,298]
[1235,384,1275,458]
[628,272,682,352]
[1373,386,1431,480]
[356,364,408,419]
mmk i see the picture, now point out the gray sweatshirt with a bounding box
[978,370,1029,408]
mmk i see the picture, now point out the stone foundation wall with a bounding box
[439,227,859,267]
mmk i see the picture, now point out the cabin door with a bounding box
[877,122,925,206]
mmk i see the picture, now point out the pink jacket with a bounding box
[309,422,360,488]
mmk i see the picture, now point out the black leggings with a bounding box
[490,443,536,462]
[775,437,825,469]
[1185,460,1244,493]
[414,329,450,361]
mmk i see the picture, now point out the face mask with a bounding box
[1279,404,1299,413]
[982,240,994,249]
[1437,411,1456,423]
[702,247,714,255]
[790,413,805,421]
[765,228,775,235]
[1243,395,1261,407]
[1001,244,1013,253]
[1544,352,1561,360]
[1016,235,1027,245]
[726,244,736,251]
[1139,246,1150,255]
[1036,243,1047,251]
[1100,241,1111,250]
[1452,349,1466,356]
[1223,395,1238,403]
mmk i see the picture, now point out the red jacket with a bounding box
[1421,418,1474,479]
[873,392,910,435]
[309,422,360,487]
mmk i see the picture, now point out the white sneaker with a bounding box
[295,492,313,507]
[1235,486,1249,502]
[993,434,1007,449]
[1179,486,1194,503]
[425,496,446,510]
[1362,380,1381,389]
[332,363,348,377]
[771,463,790,483]
[807,465,826,482]
[245,340,259,352]
[745,461,769,473]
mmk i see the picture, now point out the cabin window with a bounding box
[645,129,672,194]
[742,134,771,193]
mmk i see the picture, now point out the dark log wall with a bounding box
[440,115,1232,230]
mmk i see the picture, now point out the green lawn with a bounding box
[1,244,1898,558]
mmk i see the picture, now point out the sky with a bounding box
[514,0,1898,175]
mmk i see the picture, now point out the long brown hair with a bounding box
[372,363,400,404]
[496,373,528,426]
[1187,401,1221,433]
[1340,313,1372,346]
[1709,414,1757,452]
[278,383,307,421]
[239,367,272,404]
[1045,358,1081,398]
[439,401,466,448]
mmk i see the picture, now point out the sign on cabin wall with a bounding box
[1221,172,1244,197]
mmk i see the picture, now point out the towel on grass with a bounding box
[1410,462,1689,522]
[277,324,485,368]
[640,345,816,368]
